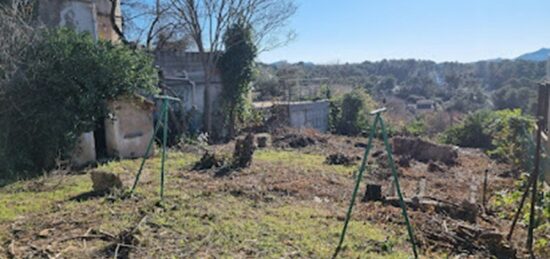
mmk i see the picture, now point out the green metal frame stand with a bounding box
[333,108,419,259]
[129,95,181,200]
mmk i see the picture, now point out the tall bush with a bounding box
[441,109,534,170]
[218,22,257,139]
[330,89,376,136]
[441,110,494,149]
[0,28,158,179]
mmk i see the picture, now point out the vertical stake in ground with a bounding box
[333,108,418,259]
[527,84,548,257]
[129,95,181,200]
[482,169,489,209]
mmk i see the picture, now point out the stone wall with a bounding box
[104,96,155,159]
[155,50,224,134]
[71,131,96,167]
[286,100,329,133]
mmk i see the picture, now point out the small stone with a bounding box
[38,229,51,238]
[90,171,123,193]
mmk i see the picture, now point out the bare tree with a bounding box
[0,1,35,83]
[170,0,297,134]
[110,0,186,49]
[0,0,36,155]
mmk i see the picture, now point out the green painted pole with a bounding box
[379,117,419,259]
[130,104,166,195]
[160,99,169,200]
[333,115,379,259]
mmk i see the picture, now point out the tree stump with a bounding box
[255,133,271,148]
[363,184,383,202]
[233,133,255,168]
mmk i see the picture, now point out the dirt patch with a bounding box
[272,128,327,148]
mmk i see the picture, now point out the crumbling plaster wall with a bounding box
[105,97,155,159]
[37,0,121,41]
[71,131,96,167]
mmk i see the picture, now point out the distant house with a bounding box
[254,100,330,133]
[413,99,437,115]
[416,99,436,110]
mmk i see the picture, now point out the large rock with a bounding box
[90,171,123,193]
[392,137,458,165]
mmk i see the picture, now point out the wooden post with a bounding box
[482,169,489,208]
[527,84,549,257]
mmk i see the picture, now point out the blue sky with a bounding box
[258,0,550,64]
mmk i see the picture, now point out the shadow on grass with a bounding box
[68,190,106,202]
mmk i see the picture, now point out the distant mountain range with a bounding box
[268,48,550,66]
[515,48,550,62]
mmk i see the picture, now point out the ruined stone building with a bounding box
[154,50,224,136]
[37,0,121,41]
[34,0,155,165]
[105,95,155,159]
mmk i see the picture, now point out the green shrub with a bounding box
[402,118,427,137]
[441,109,534,169]
[329,89,376,136]
[0,28,158,179]
[487,109,535,168]
[440,110,494,149]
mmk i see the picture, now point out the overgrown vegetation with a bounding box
[0,28,158,180]
[401,118,427,137]
[492,175,550,254]
[329,89,377,136]
[441,109,534,169]
[218,22,257,139]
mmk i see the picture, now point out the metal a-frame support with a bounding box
[129,95,181,200]
[333,107,418,259]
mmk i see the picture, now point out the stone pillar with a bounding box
[71,131,96,167]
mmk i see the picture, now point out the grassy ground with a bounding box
[0,149,414,258]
